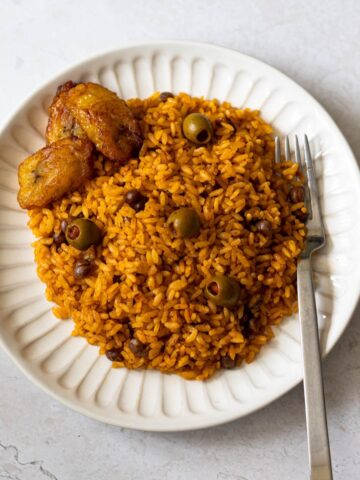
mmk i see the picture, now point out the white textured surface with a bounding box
[0,0,359,478]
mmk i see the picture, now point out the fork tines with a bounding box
[275,135,324,234]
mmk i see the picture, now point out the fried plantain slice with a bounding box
[46,81,85,144]
[18,137,93,209]
[63,82,142,162]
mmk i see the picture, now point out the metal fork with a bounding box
[275,136,333,480]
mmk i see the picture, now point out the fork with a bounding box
[275,136,333,480]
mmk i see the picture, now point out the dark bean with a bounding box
[53,231,66,246]
[106,348,123,362]
[113,275,122,283]
[256,219,272,235]
[289,186,305,203]
[221,355,236,369]
[74,260,92,279]
[133,199,147,213]
[160,91,174,102]
[125,189,148,212]
[296,209,309,222]
[125,189,143,204]
[60,220,68,232]
[129,338,147,357]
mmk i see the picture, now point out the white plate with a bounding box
[0,41,359,431]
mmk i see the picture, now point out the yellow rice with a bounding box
[28,92,306,380]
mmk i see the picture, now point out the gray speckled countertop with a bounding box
[1,1,359,478]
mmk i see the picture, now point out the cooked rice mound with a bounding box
[28,93,306,380]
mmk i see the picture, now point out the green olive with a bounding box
[168,207,201,238]
[182,113,213,145]
[65,218,101,251]
[205,274,241,308]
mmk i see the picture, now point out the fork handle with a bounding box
[297,258,333,480]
